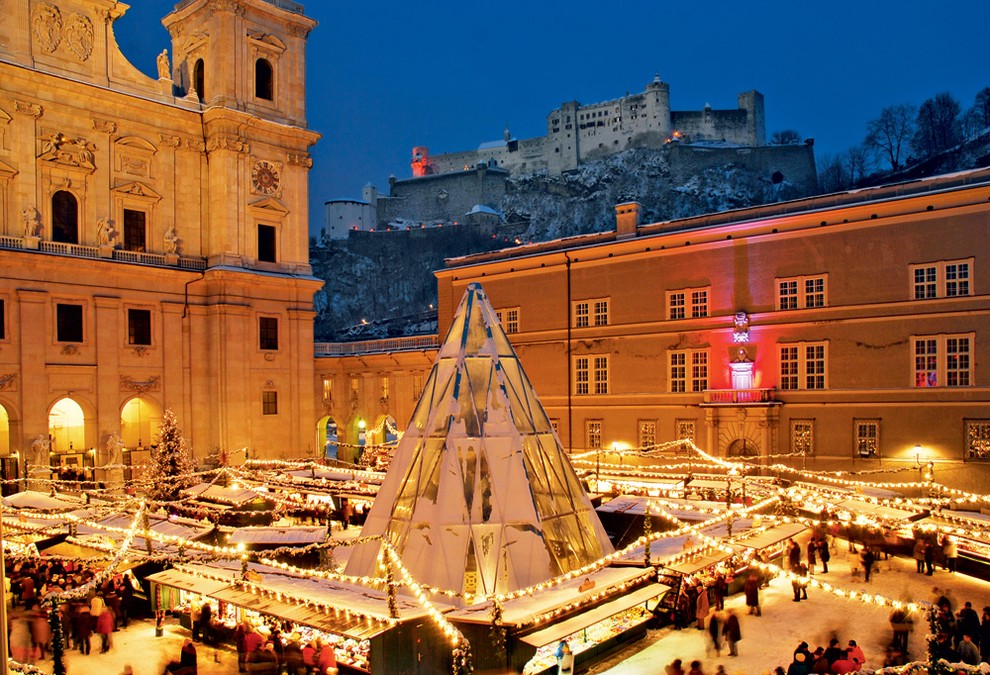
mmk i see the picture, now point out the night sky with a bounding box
[118,1,990,227]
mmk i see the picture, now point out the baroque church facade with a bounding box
[0,0,321,481]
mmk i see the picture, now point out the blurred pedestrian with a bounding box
[723,608,741,656]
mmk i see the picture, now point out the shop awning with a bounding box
[211,586,392,641]
[519,583,669,648]
[146,568,231,597]
[664,550,734,575]
[733,522,806,551]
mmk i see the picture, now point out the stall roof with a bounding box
[76,512,213,541]
[733,522,807,551]
[169,561,447,636]
[687,479,745,491]
[448,566,652,627]
[664,550,735,576]
[2,491,81,510]
[835,499,923,522]
[182,483,267,507]
[285,468,385,485]
[228,526,327,546]
[146,568,231,597]
[791,481,904,500]
[518,582,669,648]
[614,519,755,567]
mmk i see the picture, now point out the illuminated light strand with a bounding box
[381,543,464,645]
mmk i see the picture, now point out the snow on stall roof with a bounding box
[466,204,502,216]
[448,566,654,627]
[181,560,450,625]
[597,495,724,522]
[285,467,385,485]
[74,512,213,541]
[182,483,267,506]
[615,520,748,567]
[834,499,924,522]
[227,526,327,546]
[3,491,81,510]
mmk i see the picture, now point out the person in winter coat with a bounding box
[556,641,575,675]
[944,536,959,573]
[787,651,810,675]
[818,539,831,574]
[302,641,318,674]
[830,650,857,674]
[809,647,830,674]
[924,541,936,575]
[316,638,338,675]
[74,605,93,655]
[695,584,710,629]
[9,611,35,664]
[708,612,722,656]
[958,633,980,665]
[687,660,705,675]
[979,607,990,664]
[722,609,741,656]
[96,605,115,653]
[861,548,877,582]
[744,568,762,616]
[913,539,926,573]
[846,640,865,667]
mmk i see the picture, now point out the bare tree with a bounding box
[967,87,990,131]
[816,154,849,194]
[912,92,962,158]
[845,145,871,185]
[770,129,802,145]
[865,104,916,171]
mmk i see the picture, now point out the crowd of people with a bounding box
[5,558,138,665]
[233,620,340,675]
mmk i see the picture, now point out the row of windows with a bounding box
[498,260,973,332]
[5,302,281,350]
[582,417,990,461]
[47,191,279,262]
[571,334,973,395]
[191,57,274,102]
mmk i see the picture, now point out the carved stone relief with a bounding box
[120,375,160,393]
[31,3,62,54]
[38,132,96,170]
[0,373,16,391]
[63,14,94,61]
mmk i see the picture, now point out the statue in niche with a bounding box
[29,435,50,466]
[163,225,178,254]
[21,206,40,237]
[157,49,171,80]
[105,433,124,466]
[97,217,116,247]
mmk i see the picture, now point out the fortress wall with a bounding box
[672,109,752,144]
[378,167,509,226]
[669,143,819,194]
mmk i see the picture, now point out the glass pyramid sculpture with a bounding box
[345,283,614,602]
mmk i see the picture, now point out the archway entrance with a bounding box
[49,397,86,454]
[726,438,759,458]
[0,403,9,456]
[316,416,339,460]
[120,397,162,450]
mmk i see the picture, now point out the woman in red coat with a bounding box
[96,606,115,653]
[316,638,338,675]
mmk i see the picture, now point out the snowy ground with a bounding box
[22,534,990,675]
[592,535,990,675]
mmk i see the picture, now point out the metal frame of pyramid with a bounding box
[345,283,614,602]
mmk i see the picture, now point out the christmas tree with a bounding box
[149,407,196,501]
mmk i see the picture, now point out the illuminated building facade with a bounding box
[418,170,990,489]
[0,0,321,478]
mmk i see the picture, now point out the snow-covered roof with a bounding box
[227,526,327,546]
[834,499,923,522]
[182,483,267,507]
[465,204,502,217]
[477,140,507,151]
[285,467,385,485]
[3,491,81,510]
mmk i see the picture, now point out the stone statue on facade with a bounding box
[97,217,116,247]
[21,206,41,237]
[163,225,179,254]
[29,434,50,465]
[105,433,124,466]
[157,49,171,80]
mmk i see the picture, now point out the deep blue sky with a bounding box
[119,1,990,229]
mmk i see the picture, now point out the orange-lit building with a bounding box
[410,169,990,489]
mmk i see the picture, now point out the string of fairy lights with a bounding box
[7,435,990,675]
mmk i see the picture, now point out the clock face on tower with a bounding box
[251,159,282,196]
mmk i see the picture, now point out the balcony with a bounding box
[315,335,439,357]
[702,388,778,405]
[1,235,207,271]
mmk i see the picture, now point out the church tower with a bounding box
[162,0,319,270]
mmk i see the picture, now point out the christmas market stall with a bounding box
[148,559,456,674]
[596,494,728,547]
[225,526,328,568]
[446,566,669,675]
[907,509,990,579]
[177,482,275,526]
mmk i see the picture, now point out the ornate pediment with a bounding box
[247,30,286,53]
[248,196,289,215]
[116,136,158,153]
[0,157,18,179]
[111,181,162,202]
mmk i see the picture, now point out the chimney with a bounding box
[614,201,642,239]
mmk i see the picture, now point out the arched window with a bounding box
[193,58,205,100]
[51,190,78,244]
[255,58,273,101]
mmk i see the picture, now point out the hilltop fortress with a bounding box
[414,76,766,177]
[323,77,817,239]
